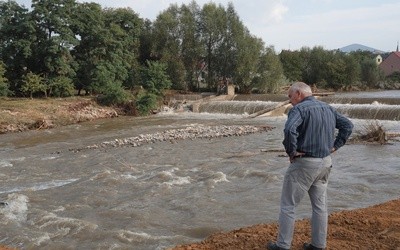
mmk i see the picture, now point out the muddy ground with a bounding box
[171,199,400,250]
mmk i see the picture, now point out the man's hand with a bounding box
[289,151,305,163]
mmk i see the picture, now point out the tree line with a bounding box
[0,0,392,114]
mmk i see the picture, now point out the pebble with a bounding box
[71,125,274,152]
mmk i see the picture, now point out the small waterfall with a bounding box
[175,92,400,120]
[198,101,280,115]
[332,103,400,120]
[320,96,400,105]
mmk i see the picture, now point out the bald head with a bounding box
[288,82,313,106]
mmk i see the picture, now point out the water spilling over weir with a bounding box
[183,91,400,121]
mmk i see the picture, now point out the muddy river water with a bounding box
[0,91,399,249]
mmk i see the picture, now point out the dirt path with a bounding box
[171,199,400,250]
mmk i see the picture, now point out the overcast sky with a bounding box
[14,0,400,52]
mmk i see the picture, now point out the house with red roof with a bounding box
[379,50,400,77]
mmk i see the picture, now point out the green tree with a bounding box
[152,1,204,91]
[303,46,333,88]
[234,34,264,93]
[30,0,78,96]
[70,2,104,95]
[71,4,141,100]
[279,50,304,82]
[361,59,381,88]
[103,7,142,89]
[214,3,237,79]
[179,1,203,91]
[21,72,46,98]
[0,1,35,94]
[326,56,347,89]
[199,3,226,88]
[141,60,172,95]
[138,19,155,64]
[152,4,186,90]
[48,76,75,97]
[0,61,11,96]
[254,46,285,93]
[326,52,360,90]
[341,53,360,89]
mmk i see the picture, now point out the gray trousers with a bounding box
[277,156,332,249]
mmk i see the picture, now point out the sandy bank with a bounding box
[171,199,400,250]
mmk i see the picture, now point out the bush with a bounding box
[386,72,400,83]
[0,81,11,97]
[141,60,172,95]
[49,76,75,97]
[0,62,11,96]
[21,72,47,98]
[97,84,131,106]
[135,92,158,115]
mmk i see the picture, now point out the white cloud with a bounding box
[257,2,400,51]
[269,2,289,23]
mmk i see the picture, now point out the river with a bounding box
[0,91,399,249]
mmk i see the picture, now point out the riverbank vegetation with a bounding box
[0,0,398,115]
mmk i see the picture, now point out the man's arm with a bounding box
[282,108,303,159]
[333,112,353,150]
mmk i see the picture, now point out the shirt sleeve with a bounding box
[333,111,354,150]
[282,107,303,158]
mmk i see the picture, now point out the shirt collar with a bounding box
[300,95,315,103]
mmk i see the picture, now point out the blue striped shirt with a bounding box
[283,96,353,158]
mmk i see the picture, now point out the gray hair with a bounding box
[290,82,312,94]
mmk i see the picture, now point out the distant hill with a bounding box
[339,43,384,53]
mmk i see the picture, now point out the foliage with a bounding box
[279,50,303,82]
[140,60,172,95]
[48,76,75,97]
[252,46,285,93]
[0,61,11,96]
[30,0,78,95]
[278,47,384,90]
[0,1,35,94]
[97,83,131,106]
[21,72,46,98]
[135,91,159,115]
[71,4,142,96]
[386,71,400,83]
[360,59,382,87]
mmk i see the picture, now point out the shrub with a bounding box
[135,92,158,115]
[97,84,131,106]
[49,76,75,97]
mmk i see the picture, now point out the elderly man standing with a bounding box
[267,82,353,250]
